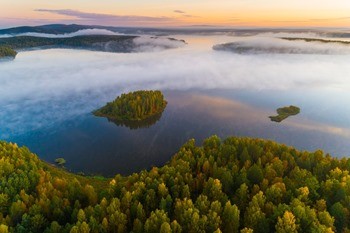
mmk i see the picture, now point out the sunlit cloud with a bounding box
[174,10,186,14]
[182,14,197,18]
[171,94,266,121]
[309,17,350,22]
[285,120,350,138]
[228,17,241,22]
[35,9,177,26]
[173,9,197,18]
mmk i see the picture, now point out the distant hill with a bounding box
[0,24,155,36]
[0,24,95,35]
[3,23,348,37]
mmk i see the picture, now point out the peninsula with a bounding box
[0,46,17,59]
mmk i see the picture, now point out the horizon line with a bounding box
[1,22,349,31]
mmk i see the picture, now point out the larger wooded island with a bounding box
[94,90,167,122]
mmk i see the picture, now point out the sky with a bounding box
[1,0,350,28]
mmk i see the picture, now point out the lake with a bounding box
[1,34,350,176]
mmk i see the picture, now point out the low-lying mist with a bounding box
[0,28,187,53]
[1,33,350,138]
[0,29,124,38]
[213,37,350,54]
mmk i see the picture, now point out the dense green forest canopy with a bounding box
[1,136,350,232]
[94,90,167,122]
[269,105,300,123]
[0,46,17,58]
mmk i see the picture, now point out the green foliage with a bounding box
[269,105,300,122]
[222,201,240,233]
[0,46,17,59]
[1,136,350,232]
[94,90,167,122]
[54,158,66,166]
[0,35,136,50]
[275,211,298,233]
[247,164,264,185]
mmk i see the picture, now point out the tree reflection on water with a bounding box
[106,111,164,130]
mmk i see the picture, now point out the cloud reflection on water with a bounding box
[171,93,350,139]
[0,34,350,149]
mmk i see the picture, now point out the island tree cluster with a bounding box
[94,90,167,122]
[1,136,350,232]
[269,105,300,123]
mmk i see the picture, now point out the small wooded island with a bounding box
[55,157,66,166]
[269,105,300,122]
[94,90,167,123]
[0,46,17,59]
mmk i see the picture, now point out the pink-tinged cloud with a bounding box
[173,10,197,18]
[308,17,350,21]
[174,10,186,14]
[35,9,176,25]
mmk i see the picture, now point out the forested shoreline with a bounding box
[0,35,136,53]
[1,136,350,232]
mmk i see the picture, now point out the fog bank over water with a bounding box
[2,37,350,100]
[0,29,125,38]
[213,37,350,54]
[1,34,350,139]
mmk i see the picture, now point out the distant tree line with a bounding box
[0,35,136,51]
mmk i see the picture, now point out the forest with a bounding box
[94,90,167,122]
[0,35,136,52]
[0,46,17,58]
[1,136,350,232]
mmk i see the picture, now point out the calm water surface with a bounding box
[1,35,350,176]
